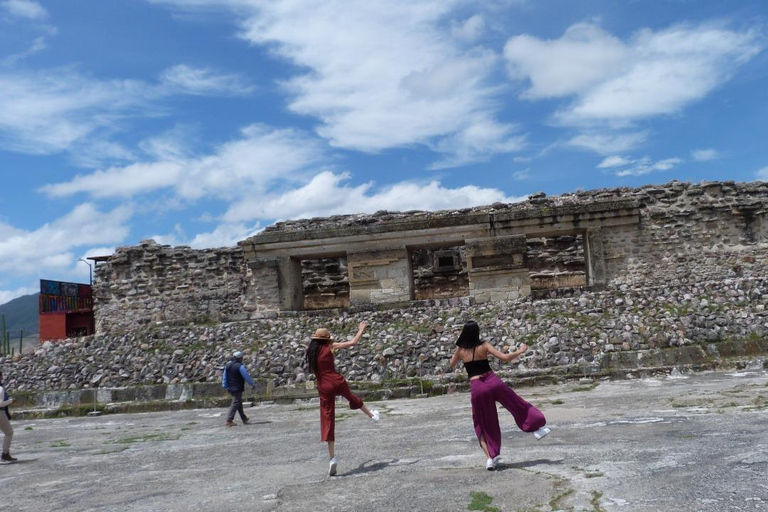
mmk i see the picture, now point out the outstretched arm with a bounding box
[332,321,369,350]
[484,341,528,363]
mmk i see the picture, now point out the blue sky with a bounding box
[0,0,767,305]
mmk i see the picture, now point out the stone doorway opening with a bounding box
[526,234,586,297]
[410,245,469,300]
[301,256,350,310]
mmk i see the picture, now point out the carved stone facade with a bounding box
[93,181,768,332]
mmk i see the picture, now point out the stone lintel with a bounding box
[239,200,640,263]
[247,258,279,270]
[240,224,489,260]
[245,212,491,245]
[466,234,526,271]
[492,198,638,222]
[493,207,640,236]
[466,234,526,256]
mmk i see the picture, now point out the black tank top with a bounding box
[464,346,492,378]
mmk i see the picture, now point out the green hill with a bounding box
[0,293,39,347]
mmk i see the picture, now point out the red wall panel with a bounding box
[39,313,67,342]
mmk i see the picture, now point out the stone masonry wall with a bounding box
[94,240,249,333]
[301,257,350,309]
[4,243,768,392]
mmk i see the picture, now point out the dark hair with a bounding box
[306,338,331,375]
[455,320,482,349]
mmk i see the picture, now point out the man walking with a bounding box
[0,371,17,462]
[222,351,255,427]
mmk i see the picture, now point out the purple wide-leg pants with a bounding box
[469,372,546,459]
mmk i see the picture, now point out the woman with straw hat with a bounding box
[307,321,379,476]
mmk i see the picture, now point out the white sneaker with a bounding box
[371,410,380,422]
[533,427,551,440]
[486,458,495,471]
[329,457,337,476]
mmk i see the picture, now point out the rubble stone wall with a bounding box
[4,245,768,391]
[94,241,249,333]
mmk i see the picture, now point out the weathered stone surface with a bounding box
[4,267,768,391]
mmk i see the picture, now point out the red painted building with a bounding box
[39,279,94,342]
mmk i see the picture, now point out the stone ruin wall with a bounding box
[301,257,349,309]
[4,263,768,391]
[93,242,252,333]
[6,180,761,392]
[93,181,768,333]
[597,181,768,285]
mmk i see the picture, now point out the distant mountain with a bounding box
[0,293,39,347]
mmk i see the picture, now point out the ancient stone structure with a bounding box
[4,180,768,397]
[92,180,768,332]
[238,195,637,311]
[92,243,249,333]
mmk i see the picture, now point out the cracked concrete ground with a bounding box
[2,368,768,511]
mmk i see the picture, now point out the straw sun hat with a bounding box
[311,328,333,341]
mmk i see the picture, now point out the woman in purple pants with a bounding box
[450,320,550,470]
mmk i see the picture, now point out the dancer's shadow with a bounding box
[340,458,418,477]
[495,458,562,471]
[245,420,272,425]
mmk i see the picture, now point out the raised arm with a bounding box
[484,341,528,363]
[331,321,369,350]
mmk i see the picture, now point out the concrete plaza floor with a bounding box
[2,368,768,512]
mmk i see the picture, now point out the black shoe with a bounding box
[242,417,250,425]
[1,453,17,462]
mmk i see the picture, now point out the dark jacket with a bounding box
[222,360,254,393]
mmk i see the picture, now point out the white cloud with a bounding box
[0,68,158,156]
[41,161,185,199]
[691,148,718,161]
[40,124,327,200]
[505,22,763,125]
[512,169,530,181]
[1,0,47,20]
[451,15,485,42]
[614,157,682,177]
[151,0,523,168]
[3,36,47,65]
[222,170,526,223]
[567,131,648,155]
[505,23,628,100]
[597,155,632,168]
[756,166,768,181]
[0,203,132,280]
[160,64,254,95]
[0,65,255,162]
